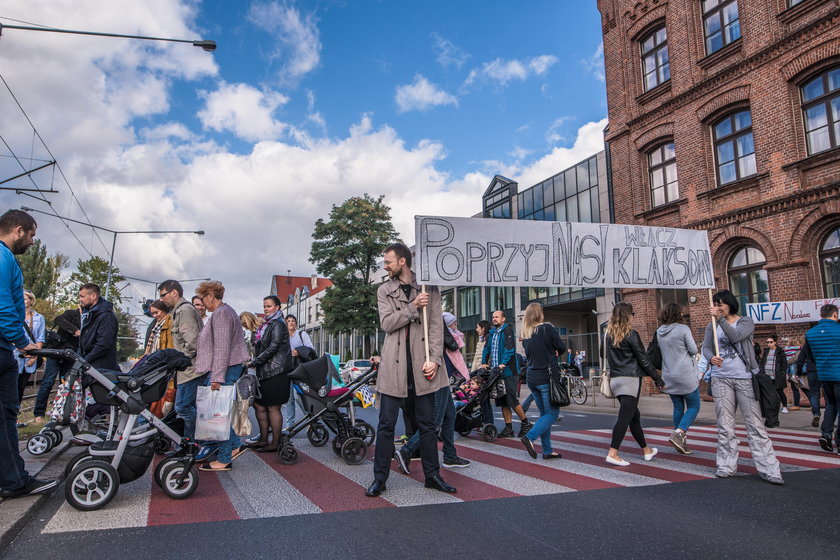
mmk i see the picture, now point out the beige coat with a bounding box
[376,273,446,398]
[169,297,204,385]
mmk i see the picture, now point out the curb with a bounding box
[0,440,71,555]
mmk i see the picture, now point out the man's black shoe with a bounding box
[0,478,58,499]
[424,475,456,493]
[394,447,411,475]
[498,426,514,438]
[365,480,386,497]
[818,434,833,453]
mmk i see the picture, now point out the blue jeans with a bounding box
[284,390,304,428]
[0,348,29,491]
[203,365,244,464]
[33,358,67,418]
[820,380,840,440]
[525,383,559,454]
[521,392,534,412]
[806,371,821,417]
[176,374,206,440]
[401,386,457,460]
[669,388,701,432]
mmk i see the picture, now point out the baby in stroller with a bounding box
[454,367,502,441]
[453,376,484,411]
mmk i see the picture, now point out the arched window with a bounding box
[728,246,769,310]
[640,26,669,92]
[821,227,840,297]
[648,142,678,206]
[800,66,840,155]
[713,109,756,185]
[702,0,741,55]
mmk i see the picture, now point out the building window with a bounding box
[641,26,669,91]
[648,142,678,206]
[713,109,756,185]
[800,67,840,155]
[728,246,769,310]
[441,290,454,314]
[702,0,741,55]
[788,0,804,6]
[458,287,481,318]
[821,227,840,298]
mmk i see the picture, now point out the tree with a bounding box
[68,256,125,304]
[309,194,398,355]
[115,308,140,360]
[15,239,69,302]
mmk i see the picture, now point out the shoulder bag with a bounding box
[600,330,615,398]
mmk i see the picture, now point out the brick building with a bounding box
[597,0,840,349]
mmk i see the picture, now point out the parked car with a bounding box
[341,359,372,383]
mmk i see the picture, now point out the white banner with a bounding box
[745,298,840,324]
[414,216,714,289]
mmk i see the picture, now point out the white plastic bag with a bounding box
[195,385,235,441]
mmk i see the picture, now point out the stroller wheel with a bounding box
[27,434,52,456]
[307,424,329,447]
[482,424,498,442]
[278,444,298,465]
[159,462,199,499]
[64,450,92,479]
[331,437,345,457]
[355,420,375,446]
[154,457,182,488]
[44,428,63,446]
[340,437,367,465]
[153,438,171,456]
[65,460,120,511]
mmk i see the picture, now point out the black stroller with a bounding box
[278,354,377,466]
[454,367,503,441]
[29,348,200,511]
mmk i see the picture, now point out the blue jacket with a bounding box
[805,319,840,382]
[481,322,518,378]
[0,241,28,351]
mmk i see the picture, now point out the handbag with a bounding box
[600,331,616,398]
[195,385,236,441]
[647,331,662,370]
[489,374,507,399]
[548,372,571,407]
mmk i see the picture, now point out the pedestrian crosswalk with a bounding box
[41,425,840,534]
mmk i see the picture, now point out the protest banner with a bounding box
[415,216,714,289]
[745,298,840,324]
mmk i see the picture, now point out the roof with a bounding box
[270,275,333,302]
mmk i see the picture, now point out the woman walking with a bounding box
[246,296,294,452]
[604,302,664,467]
[760,335,789,414]
[519,303,566,460]
[194,280,250,472]
[656,303,700,454]
[702,290,783,484]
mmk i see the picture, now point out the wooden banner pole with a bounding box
[421,285,430,363]
[708,288,720,356]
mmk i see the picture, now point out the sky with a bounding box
[0,0,607,319]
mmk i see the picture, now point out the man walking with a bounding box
[192,295,210,325]
[0,210,56,498]
[805,304,840,453]
[365,242,456,497]
[160,280,204,440]
[481,310,532,438]
[78,283,118,371]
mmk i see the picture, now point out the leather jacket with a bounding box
[606,329,662,383]
[251,318,294,381]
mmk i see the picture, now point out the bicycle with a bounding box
[559,363,588,405]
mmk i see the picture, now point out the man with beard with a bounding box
[365,242,456,497]
[0,210,56,498]
[78,283,118,371]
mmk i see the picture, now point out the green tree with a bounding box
[309,194,398,355]
[115,308,140,360]
[68,256,125,304]
[15,239,69,302]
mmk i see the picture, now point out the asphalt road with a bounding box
[3,410,837,560]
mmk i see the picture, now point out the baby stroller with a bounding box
[278,354,378,466]
[454,367,503,441]
[29,348,199,511]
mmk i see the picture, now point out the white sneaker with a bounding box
[644,447,659,461]
[605,456,630,467]
[781,407,789,414]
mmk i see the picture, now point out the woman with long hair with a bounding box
[656,302,700,454]
[16,290,45,405]
[239,311,262,358]
[703,290,783,484]
[605,302,664,466]
[519,303,566,460]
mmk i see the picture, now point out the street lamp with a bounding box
[123,275,211,299]
[0,23,216,51]
[21,206,204,300]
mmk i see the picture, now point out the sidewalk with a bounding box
[0,438,70,553]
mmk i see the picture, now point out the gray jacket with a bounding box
[657,323,698,395]
[702,315,759,374]
[169,297,204,384]
[376,272,446,398]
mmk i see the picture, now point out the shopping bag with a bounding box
[195,385,236,441]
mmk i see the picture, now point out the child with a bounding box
[453,377,483,410]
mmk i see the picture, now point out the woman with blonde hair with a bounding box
[519,303,566,460]
[16,290,45,405]
[605,302,664,466]
[239,311,262,358]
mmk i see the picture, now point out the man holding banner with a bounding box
[366,243,456,497]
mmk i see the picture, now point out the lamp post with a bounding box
[21,206,204,300]
[0,23,216,51]
[123,276,210,299]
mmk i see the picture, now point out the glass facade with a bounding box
[483,176,514,219]
[516,155,601,223]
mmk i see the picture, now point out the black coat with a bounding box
[79,298,118,370]
[251,318,294,381]
[46,309,80,351]
[605,330,662,384]
[760,347,788,390]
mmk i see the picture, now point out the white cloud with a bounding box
[395,74,458,113]
[198,82,289,141]
[517,119,608,188]
[545,116,574,146]
[582,42,605,82]
[247,1,321,83]
[464,54,558,88]
[430,32,470,69]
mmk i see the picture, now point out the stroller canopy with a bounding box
[130,349,192,376]
[287,354,340,392]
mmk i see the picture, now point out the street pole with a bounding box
[105,232,118,301]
